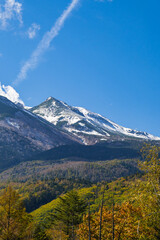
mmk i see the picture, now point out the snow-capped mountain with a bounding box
[0,83,24,107]
[0,95,78,170]
[0,84,159,146]
[30,97,160,144]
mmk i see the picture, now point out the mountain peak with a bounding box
[44,96,69,109]
[46,96,54,101]
[31,98,160,144]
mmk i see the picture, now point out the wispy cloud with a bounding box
[0,0,23,30]
[13,0,79,85]
[95,0,113,2]
[27,23,40,39]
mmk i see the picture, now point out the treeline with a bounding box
[0,145,160,239]
[0,158,140,212]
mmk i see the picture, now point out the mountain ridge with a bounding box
[0,95,79,170]
[1,83,159,143]
[30,96,160,144]
[0,84,159,171]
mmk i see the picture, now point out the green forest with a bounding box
[0,144,160,240]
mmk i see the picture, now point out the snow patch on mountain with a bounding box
[31,97,160,142]
[0,84,159,143]
[73,107,160,140]
[0,83,24,106]
[6,119,20,129]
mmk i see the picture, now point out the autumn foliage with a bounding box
[0,145,159,239]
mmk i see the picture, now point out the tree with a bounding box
[88,201,91,240]
[33,225,50,240]
[47,224,68,240]
[52,190,87,239]
[0,186,32,240]
[140,144,160,186]
[99,190,105,240]
[137,145,160,239]
[77,202,143,240]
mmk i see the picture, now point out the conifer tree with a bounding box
[53,190,87,239]
[0,186,32,240]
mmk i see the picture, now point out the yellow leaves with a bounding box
[77,146,160,240]
[0,186,32,240]
[140,145,160,181]
[78,202,142,240]
[47,226,69,240]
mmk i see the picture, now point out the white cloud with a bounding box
[0,83,24,106]
[0,0,23,30]
[13,0,79,85]
[27,23,40,39]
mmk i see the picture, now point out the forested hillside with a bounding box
[0,145,159,239]
[0,157,140,212]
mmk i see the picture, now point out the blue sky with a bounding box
[0,0,160,136]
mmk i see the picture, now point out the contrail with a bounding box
[13,0,79,85]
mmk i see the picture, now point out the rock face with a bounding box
[0,96,78,170]
[31,97,160,145]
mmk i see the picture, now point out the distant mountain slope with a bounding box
[0,158,140,212]
[31,141,141,162]
[0,96,78,170]
[31,97,160,145]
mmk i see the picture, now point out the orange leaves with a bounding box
[77,202,142,240]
